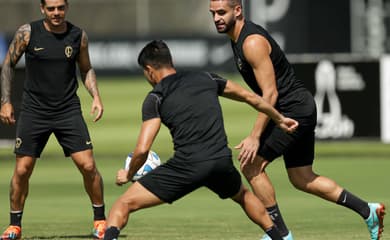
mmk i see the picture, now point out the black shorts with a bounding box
[14,110,93,158]
[258,92,317,168]
[138,156,242,204]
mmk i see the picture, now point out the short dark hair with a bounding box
[40,0,68,6]
[210,0,242,8]
[228,0,242,7]
[137,40,174,69]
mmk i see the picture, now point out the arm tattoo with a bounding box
[83,68,100,97]
[78,30,100,98]
[1,65,14,105]
[1,24,30,104]
[9,24,30,66]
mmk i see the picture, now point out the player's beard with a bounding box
[216,18,235,34]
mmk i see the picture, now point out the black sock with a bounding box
[103,226,120,240]
[266,204,289,236]
[93,204,106,221]
[336,189,370,219]
[10,211,23,227]
[265,226,283,240]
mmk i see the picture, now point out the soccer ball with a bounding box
[124,150,161,181]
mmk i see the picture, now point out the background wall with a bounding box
[0,0,215,37]
[1,0,390,54]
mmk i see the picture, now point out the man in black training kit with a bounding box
[0,0,106,239]
[103,40,299,240]
[209,0,385,239]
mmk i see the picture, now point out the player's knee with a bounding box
[288,173,318,193]
[290,179,307,192]
[231,185,247,203]
[288,167,318,191]
[119,197,142,213]
[14,164,33,179]
[241,167,262,182]
[79,161,97,174]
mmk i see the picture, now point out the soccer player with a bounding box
[0,0,106,239]
[209,0,385,239]
[103,40,299,240]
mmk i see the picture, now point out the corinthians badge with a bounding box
[15,137,22,149]
[65,45,73,58]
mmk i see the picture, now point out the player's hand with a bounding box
[0,103,16,125]
[234,135,259,167]
[91,96,103,122]
[278,117,298,133]
[116,169,131,186]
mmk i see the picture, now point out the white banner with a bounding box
[380,55,390,143]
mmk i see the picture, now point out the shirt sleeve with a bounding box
[208,72,227,95]
[142,93,162,121]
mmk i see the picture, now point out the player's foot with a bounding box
[260,231,293,240]
[0,225,21,240]
[92,220,106,239]
[365,203,386,240]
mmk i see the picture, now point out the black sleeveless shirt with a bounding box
[22,19,82,115]
[231,20,311,117]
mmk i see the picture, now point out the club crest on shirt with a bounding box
[65,45,73,58]
[15,137,22,149]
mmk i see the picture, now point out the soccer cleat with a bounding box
[365,203,386,240]
[92,220,107,239]
[260,231,293,240]
[0,225,21,240]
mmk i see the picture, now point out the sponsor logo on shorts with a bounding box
[86,140,92,145]
[15,138,22,149]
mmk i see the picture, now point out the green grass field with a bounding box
[0,76,389,240]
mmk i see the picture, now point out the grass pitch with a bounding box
[0,76,389,239]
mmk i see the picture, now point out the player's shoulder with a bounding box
[66,21,81,30]
[179,70,224,82]
[16,23,31,34]
[65,21,83,37]
[12,23,31,46]
[179,70,212,80]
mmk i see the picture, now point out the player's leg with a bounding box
[71,149,106,239]
[2,112,49,240]
[241,157,276,205]
[287,165,343,201]
[241,157,292,240]
[104,182,164,240]
[286,129,385,240]
[288,165,385,239]
[57,113,104,205]
[231,185,283,240]
[240,121,293,239]
[55,112,106,238]
[1,155,36,240]
[10,155,36,214]
[71,150,104,205]
[204,157,282,240]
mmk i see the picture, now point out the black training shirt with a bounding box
[23,19,82,115]
[142,71,231,161]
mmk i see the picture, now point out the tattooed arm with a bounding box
[0,24,30,125]
[78,30,103,122]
